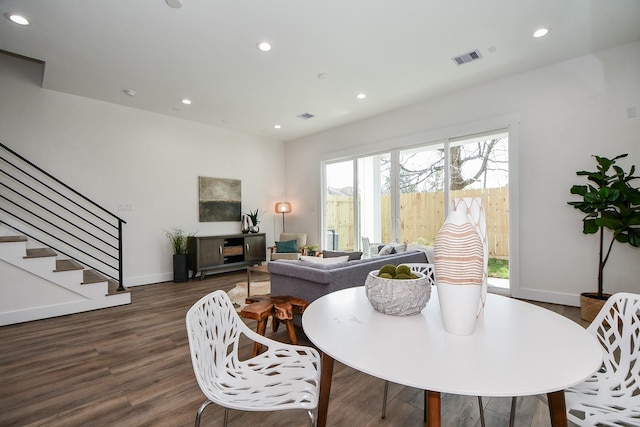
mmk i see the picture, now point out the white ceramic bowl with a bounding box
[364,269,431,316]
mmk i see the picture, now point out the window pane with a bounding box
[325,161,353,251]
[398,144,445,246]
[449,131,509,286]
[358,154,390,254]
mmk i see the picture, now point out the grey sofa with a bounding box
[268,250,429,315]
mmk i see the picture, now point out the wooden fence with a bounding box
[326,187,509,258]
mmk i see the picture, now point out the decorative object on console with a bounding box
[240,214,251,233]
[244,208,262,233]
[198,176,241,222]
[365,264,431,316]
[567,154,640,321]
[275,202,291,232]
[434,198,485,335]
[164,227,193,283]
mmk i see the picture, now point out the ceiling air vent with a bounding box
[297,113,315,120]
[452,49,483,65]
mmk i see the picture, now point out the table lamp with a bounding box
[275,202,291,232]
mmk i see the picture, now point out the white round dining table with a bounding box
[302,286,602,427]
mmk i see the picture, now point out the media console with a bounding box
[187,233,266,279]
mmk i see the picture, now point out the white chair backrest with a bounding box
[402,263,436,286]
[588,292,640,395]
[186,291,243,395]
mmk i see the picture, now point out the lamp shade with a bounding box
[275,202,291,214]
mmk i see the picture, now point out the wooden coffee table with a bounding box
[240,295,309,356]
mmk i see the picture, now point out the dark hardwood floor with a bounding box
[0,271,586,427]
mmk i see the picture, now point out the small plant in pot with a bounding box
[244,208,262,233]
[164,227,193,283]
[568,154,640,321]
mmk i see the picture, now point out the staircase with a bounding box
[1,141,130,326]
[0,234,130,326]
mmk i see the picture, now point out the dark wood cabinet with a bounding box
[187,233,266,279]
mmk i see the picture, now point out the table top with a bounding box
[302,286,602,397]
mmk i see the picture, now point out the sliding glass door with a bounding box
[398,143,446,247]
[322,128,510,289]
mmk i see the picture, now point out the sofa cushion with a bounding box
[301,255,349,264]
[322,250,363,261]
[275,239,299,253]
[378,242,407,256]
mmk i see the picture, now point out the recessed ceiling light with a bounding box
[533,28,549,38]
[357,93,367,100]
[123,89,136,97]
[257,42,272,52]
[181,99,192,105]
[274,125,281,129]
[6,13,30,25]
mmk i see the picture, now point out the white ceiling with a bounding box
[1,0,639,142]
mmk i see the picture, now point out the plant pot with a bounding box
[579,292,611,322]
[580,292,611,322]
[173,254,189,283]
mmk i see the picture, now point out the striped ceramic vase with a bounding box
[434,204,484,335]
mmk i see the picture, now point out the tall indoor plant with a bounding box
[164,227,192,283]
[568,154,640,320]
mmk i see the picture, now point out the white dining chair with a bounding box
[185,290,321,427]
[565,292,640,426]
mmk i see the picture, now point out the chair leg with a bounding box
[424,389,428,422]
[223,408,229,427]
[478,396,486,427]
[381,380,389,418]
[509,396,517,427]
[195,400,214,427]
[307,409,316,427]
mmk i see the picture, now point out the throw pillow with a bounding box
[300,255,350,264]
[275,239,298,253]
[322,250,363,261]
[378,243,408,256]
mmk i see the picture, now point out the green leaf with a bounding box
[583,219,599,234]
[627,228,640,247]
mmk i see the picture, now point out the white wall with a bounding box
[285,40,640,306]
[0,53,286,286]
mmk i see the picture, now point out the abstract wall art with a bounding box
[198,177,241,222]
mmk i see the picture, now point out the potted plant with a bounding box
[568,154,640,321]
[244,208,262,233]
[303,244,319,256]
[164,227,192,283]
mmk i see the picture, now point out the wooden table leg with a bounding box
[426,391,441,427]
[547,390,568,427]
[317,352,335,427]
[246,267,251,297]
[283,319,297,344]
[253,318,268,356]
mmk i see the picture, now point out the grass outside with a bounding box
[488,258,509,279]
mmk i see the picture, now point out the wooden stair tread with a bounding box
[0,236,28,243]
[82,269,108,284]
[55,259,84,272]
[25,248,57,258]
[108,280,128,296]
